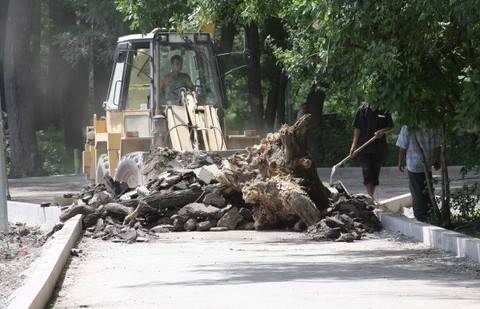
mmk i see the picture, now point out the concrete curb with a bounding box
[378,193,411,212]
[8,201,61,231]
[7,215,83,309]
[378,196,480,263]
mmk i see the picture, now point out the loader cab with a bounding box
[104,32,225,113]
[154,32,223,108]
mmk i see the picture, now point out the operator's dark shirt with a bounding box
[353,105,393,154]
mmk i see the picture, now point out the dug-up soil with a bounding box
[0,223,46,308]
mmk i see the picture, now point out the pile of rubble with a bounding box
[306,183,382,242]
[59,152,256,243]
[59,115,382,243]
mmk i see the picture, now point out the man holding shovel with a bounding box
[350,104,393,201]
[396,125,441,222]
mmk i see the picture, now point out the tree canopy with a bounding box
[1,0,479,177]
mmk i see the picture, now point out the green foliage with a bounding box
[273,0,480,130]
[315,113,351,167]
[37,128,66,175]
[450,183,480,225]
[224,71,249,133]
[115,0,190,32]
[189,0,242,28]
[52,0,127,66]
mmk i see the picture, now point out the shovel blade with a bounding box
[329,165,337,186]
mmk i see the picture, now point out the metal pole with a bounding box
[0,114,8,233]
[73,148,80,175]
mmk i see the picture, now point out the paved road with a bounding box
[8,169,480,308]
[50,231,480,309]
[8,174,87,204]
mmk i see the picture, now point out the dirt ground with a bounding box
[0,223,45,308]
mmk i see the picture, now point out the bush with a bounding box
[37,128,66,175]
[450,183,480,226]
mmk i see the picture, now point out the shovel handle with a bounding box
[335,135,378,167]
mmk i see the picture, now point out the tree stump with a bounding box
[217,115,329,229]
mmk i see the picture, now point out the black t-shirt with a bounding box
[353,105,393,154]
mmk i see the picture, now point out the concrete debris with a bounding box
[210,227,228,232]
[119,228,137,243]
[197,220,216,231]
[202,190,227,208]
[184,218,197,231]
[217,207,243,230]
[177,203,220,219]
[150,224,174,233]
[194,164,220,184]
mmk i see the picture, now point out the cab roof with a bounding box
[118,32,211,43]
[118,33,154,42]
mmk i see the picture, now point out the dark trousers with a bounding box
[358,152,385,186]
[407,171,431,222]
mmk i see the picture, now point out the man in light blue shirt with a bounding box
[396,125,441,221]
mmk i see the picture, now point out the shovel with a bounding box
[329,135,378,185]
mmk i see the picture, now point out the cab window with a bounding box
[157,44,221,106]
[125,48,151,110]
[105,52,126,110]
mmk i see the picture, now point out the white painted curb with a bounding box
[378,195,480,263]
[379,193,411,212]
[8,201,61,232]
[7,215,83,309]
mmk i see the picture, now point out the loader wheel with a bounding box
[115,152,147,188]
[95,154,110,184]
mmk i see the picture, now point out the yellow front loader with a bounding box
[83,29,258,187]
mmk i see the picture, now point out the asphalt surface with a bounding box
[8,174,88,204]
[50,231,480,309]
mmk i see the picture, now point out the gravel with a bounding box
[0,223,45,308]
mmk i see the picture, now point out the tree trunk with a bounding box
[244,23,264,133]
[46,0,76,129]
[0,0,9,112]
[30,0,43,130]
[63,58,89,168]
[305,85,326,164]
[121,187,203,209]
[265,77,279,132]
[4,0,40,177]
[217,23,236,75]
[440,121,451,227]
[274,76,288,130]
[265,71,288,131]
[264,17,288,131]
[47,0,90,169]
[93,59,110,116]
[216,22,236,109]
